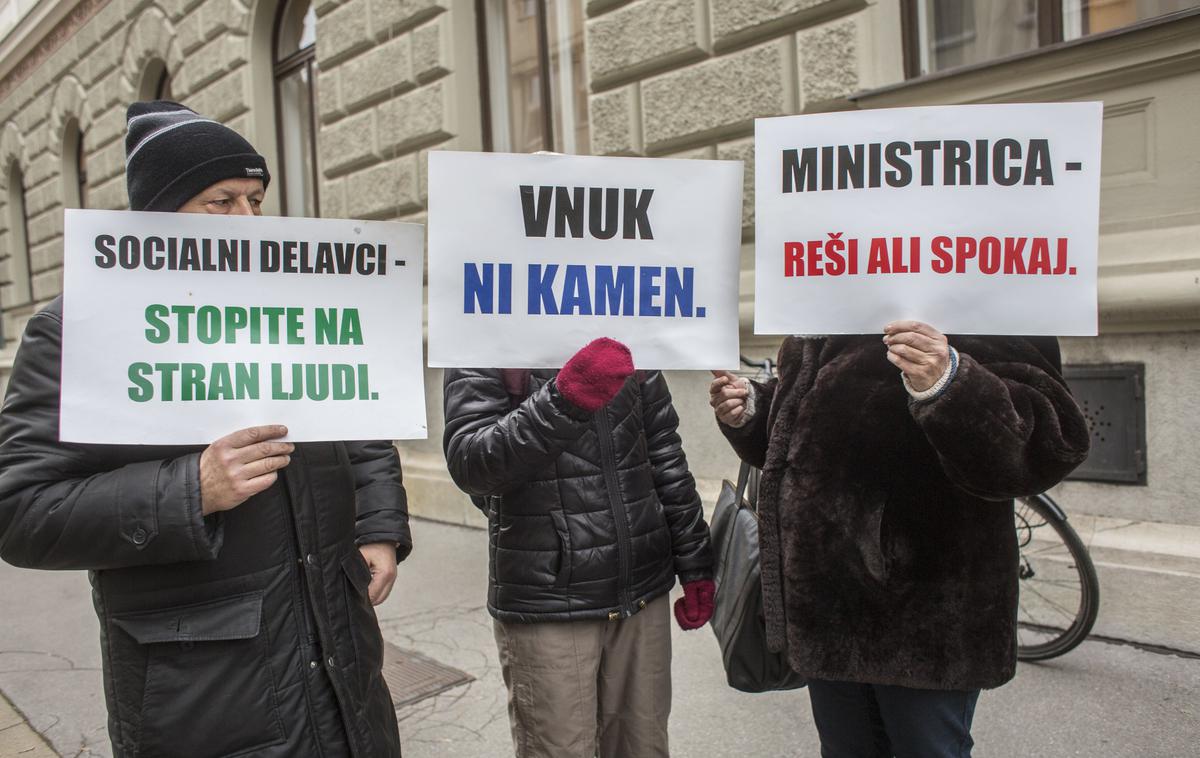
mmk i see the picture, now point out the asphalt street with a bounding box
[0,517,1196,757]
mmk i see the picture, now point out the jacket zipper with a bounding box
[280,467,336,758]
[595,407,634,617]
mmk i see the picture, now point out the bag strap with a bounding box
[734,460,752,508]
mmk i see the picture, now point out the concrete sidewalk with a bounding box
[1,517,1197,757]
[0,691,56,757]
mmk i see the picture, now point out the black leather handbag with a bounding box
[709,461,807,693]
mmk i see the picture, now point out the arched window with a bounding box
[5,161,33,306]
[139,58,173,101]
[274,0,319,217]
[62,118,87,209]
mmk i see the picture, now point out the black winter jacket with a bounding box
[0,298,411,758]
[443,369,712,622]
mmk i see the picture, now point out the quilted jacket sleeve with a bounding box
[910,337,1090,500]
[442,368,593,500]
[345,440,412,562]
[0,307,223,571]
[641,372,713,583]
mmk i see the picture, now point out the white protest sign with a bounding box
[61,210,427,444]
[427,151,743,369]
[754,103,1102,335]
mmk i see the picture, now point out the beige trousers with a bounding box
[493,594,673,758]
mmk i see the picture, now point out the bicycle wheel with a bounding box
[1014,493,1101,661]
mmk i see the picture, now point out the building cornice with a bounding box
[0,0,112,105]
[851,11,1200,107]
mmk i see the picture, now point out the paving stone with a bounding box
[0,693,57,758]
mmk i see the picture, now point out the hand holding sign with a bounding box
[199,425,293,515]
[883,321,950,392]
[709,371,750,427]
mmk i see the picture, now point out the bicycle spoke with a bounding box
[1015,506,1048,526]
[1017,624,1061,647]
[1020,542,1073,558]
[1018,620,1066,633]
[1015,496,1098,661]
[1017,606,1048,625]
[1024,577,1082,589]
[1022,575,1077,601]
[1020,583,1080,623]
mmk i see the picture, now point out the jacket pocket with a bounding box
[112,591,284,758]
[548,509,572,588]
[343,550,374,597]
[341,552,385,700]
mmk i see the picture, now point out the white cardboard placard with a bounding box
[754,103,1102,335]
[61,210,427,444]
[427,151,744,369]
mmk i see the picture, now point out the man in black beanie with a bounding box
[0,101,409,757]
[125,100,272,213]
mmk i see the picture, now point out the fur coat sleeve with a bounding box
[717,377,776,470]
[910,344,1091,500]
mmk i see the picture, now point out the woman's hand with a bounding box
[883,321,950,392]
[709,370,750,426]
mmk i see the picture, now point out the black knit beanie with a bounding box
[125,101,271,212]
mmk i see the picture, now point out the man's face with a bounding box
[177,177,266,216]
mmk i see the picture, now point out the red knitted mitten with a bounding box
[674,579,716,631]
[557,338,634,413]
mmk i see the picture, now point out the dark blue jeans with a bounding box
[807,680,980,758]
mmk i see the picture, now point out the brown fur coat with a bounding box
[721,336,1089,690]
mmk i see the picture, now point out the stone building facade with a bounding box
[0,0,1197,650]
